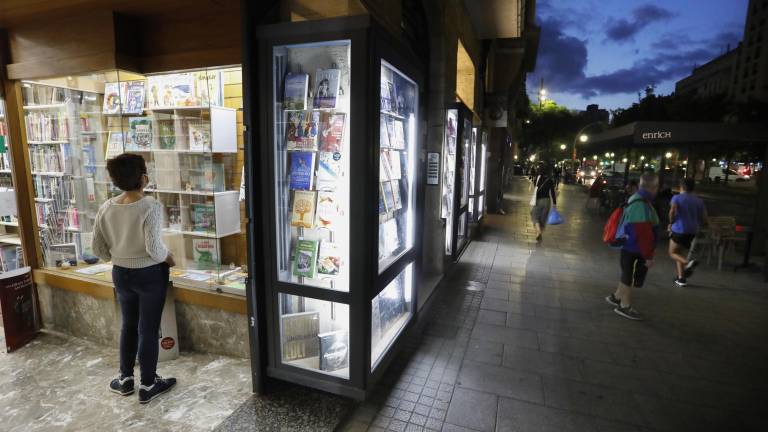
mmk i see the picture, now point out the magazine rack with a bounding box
[469,126,488,223]
[255,15,424,399]
[442,102,472,261]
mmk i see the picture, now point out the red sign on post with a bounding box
[0,267,39,352]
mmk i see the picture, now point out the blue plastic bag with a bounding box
[547,208,564,225]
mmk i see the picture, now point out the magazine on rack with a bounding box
[317,241,340,276]
[288,152,316,190]
[192,239,219,269]
[379,115,390,148]
[188,121,211,151]
[382,219,400,256]
[281,311,319,361]
[380,80,392,112]
[147,74,195,108]
[381,181,395,212]
[105,132,123,160]
[388,150,402,180]
[318,329,349,371]
[391,180,402,210]
[284,72,309,110]
[291,190,316,228]
[319,113,345,152]
[102,82,123,114]
[127,117,152,151]
[316,152,341,191]
[314,191,340,230]
[285,111,319,151]
[292,239,319,278]
[380,152,393,182]
[392,120,406,149]
[313,68,341,109]
[124,81,146,114]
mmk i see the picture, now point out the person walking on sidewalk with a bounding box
[668,178,706,287]
[530,165,557,242]
[92,153,177,404]
[606,172,660,321]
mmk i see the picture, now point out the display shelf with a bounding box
[146,188,234,196]
[0,221,19,227]
[0,169,11,174]
[23,104,67,110]
[28,140,70,145]
[31,172,65,177]
[162,228,240,239]
[0,234,22,245]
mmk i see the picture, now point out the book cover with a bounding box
[392,119,406,149]
[313,68,341,109]
[148,73,196,108]
[190,203,215,233]
[206,163,225,192]
[380,79,392,112]
[288,151,316,190]
[316,152,341,191]
[379,115,390,148]
[380,151,392,182]
[158,122,176,149]
[391,180,402,210]
[103,82,122,115]
[0,245,19,272]
[166,206,182,231]
[194,70,222,107]
[284,72,309,110]
[382,219,400,256]
[378,190,387,215]
[319,113,345,152]
[388,150,402,180]
[128,117,152,151]
[291,190,317,228]
[124,81,146,114]
[105,132,123,160]
[318,330,349,372]
[192,239,219,270]
[387,81,397,112]
[292,239,319,278]
[188,121,211,151]
[285,111,319,151]
[381,181,395,212]
[314,191,340,230]
[281,311,319,361]
[317,241,340,276]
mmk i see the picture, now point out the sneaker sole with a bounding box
[674,281,687,287]
[613,307,643,321]
[138,382,176,404]
[604,296,620,307]
[108,386,134,396]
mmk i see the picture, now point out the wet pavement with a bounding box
[339,177,768,432]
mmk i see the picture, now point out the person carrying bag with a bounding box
[530,166,557,241]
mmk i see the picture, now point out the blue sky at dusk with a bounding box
[527,0,749,112]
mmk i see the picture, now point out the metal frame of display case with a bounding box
[255,15,424,400]
[444,102,472,262]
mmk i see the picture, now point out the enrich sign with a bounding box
[641,131,672,140]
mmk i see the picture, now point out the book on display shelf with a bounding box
[378,191,387,215]
[292,239,319,279]
[288,151,316,191]
[388,150,402,180]
[147,73,195,108]
[314,191,340,230]
[105,132,123,160]
[318,329,349,372]
[381,181,395,213]
[313,68,341,109]
[194,70,222,107]
[379,152,393,182]
[0,245,21,272]
[382,219,400,257]
[387,82,397,112]
[291,190,317,229]
[316,152,341,191]
[124,81,146,114]
[190,203,215,233]
[380,80,392,112]
[319,113,345,153]
[285,111,319,151]
[390,180,402,210]
[379,115,390,148]
[281,311,320,361]
[284,72,309,110]
[188,121,211,152]
[392,120,405,149]
[166,206,182,231]
[127,117,152,151]
[192,238,218,269]
[317,241,340,276]
[103,82,123,114]
[157,122,176,149]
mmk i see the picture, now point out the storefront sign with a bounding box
[641,131,672,140]
[427,152,440,185]
[0,267,39,352]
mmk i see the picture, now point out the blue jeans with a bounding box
[113,263,169,386]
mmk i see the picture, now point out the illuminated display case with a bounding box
[0,97,25,273]
[256,16,423,399]
[470,126,488,222]
[442,102,472,261]
[18,68,247,295]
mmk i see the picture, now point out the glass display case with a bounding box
[0,97,25,273]
[470,127,488,222]
[257,16,423,399]
[442,102,472,261]
[18,67,247,294]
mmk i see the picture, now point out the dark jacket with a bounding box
[534,176,556,206]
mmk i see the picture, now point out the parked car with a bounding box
[707,167,750,182]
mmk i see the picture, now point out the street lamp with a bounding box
[665,152,673,159]
[592,155,598,160]
[610,152,615,157]
[579,134,588,143]
[529,155,536,162]
[640,155,646,161]
[622,158,628,163]
[560,144,567,150]
[604,152,610,158]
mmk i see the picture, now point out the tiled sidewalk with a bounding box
[340,178,768,432]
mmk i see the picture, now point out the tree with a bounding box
[520,100,584,163]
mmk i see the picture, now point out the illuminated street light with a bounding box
[524,119,531,124]
[604,152,610,157]
[622,158,628,163]
[665,152,673,158]
[539,88,547,96]
[592,155,598,160]
[640,155,646,160]
[560,144,567,150]
[610,152,615,157]
[529,155,536,162]
[579,134,588,143]
[514,155,518,160]
[712,158,717,162]
[682,160,688,165]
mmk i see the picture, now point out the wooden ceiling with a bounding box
[0,0,238,26]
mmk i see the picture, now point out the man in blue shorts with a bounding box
[668,178,707,287]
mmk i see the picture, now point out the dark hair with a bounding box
[682,178,695,192]
[106,153,147,191]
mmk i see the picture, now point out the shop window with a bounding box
[371,263,413,369]
[19,68,247,295]
[279,293,350,378]
[0,98,25,272]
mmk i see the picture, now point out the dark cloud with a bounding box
[651,30,741,52]
[606,4,674,42]
[529,16,736,99]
